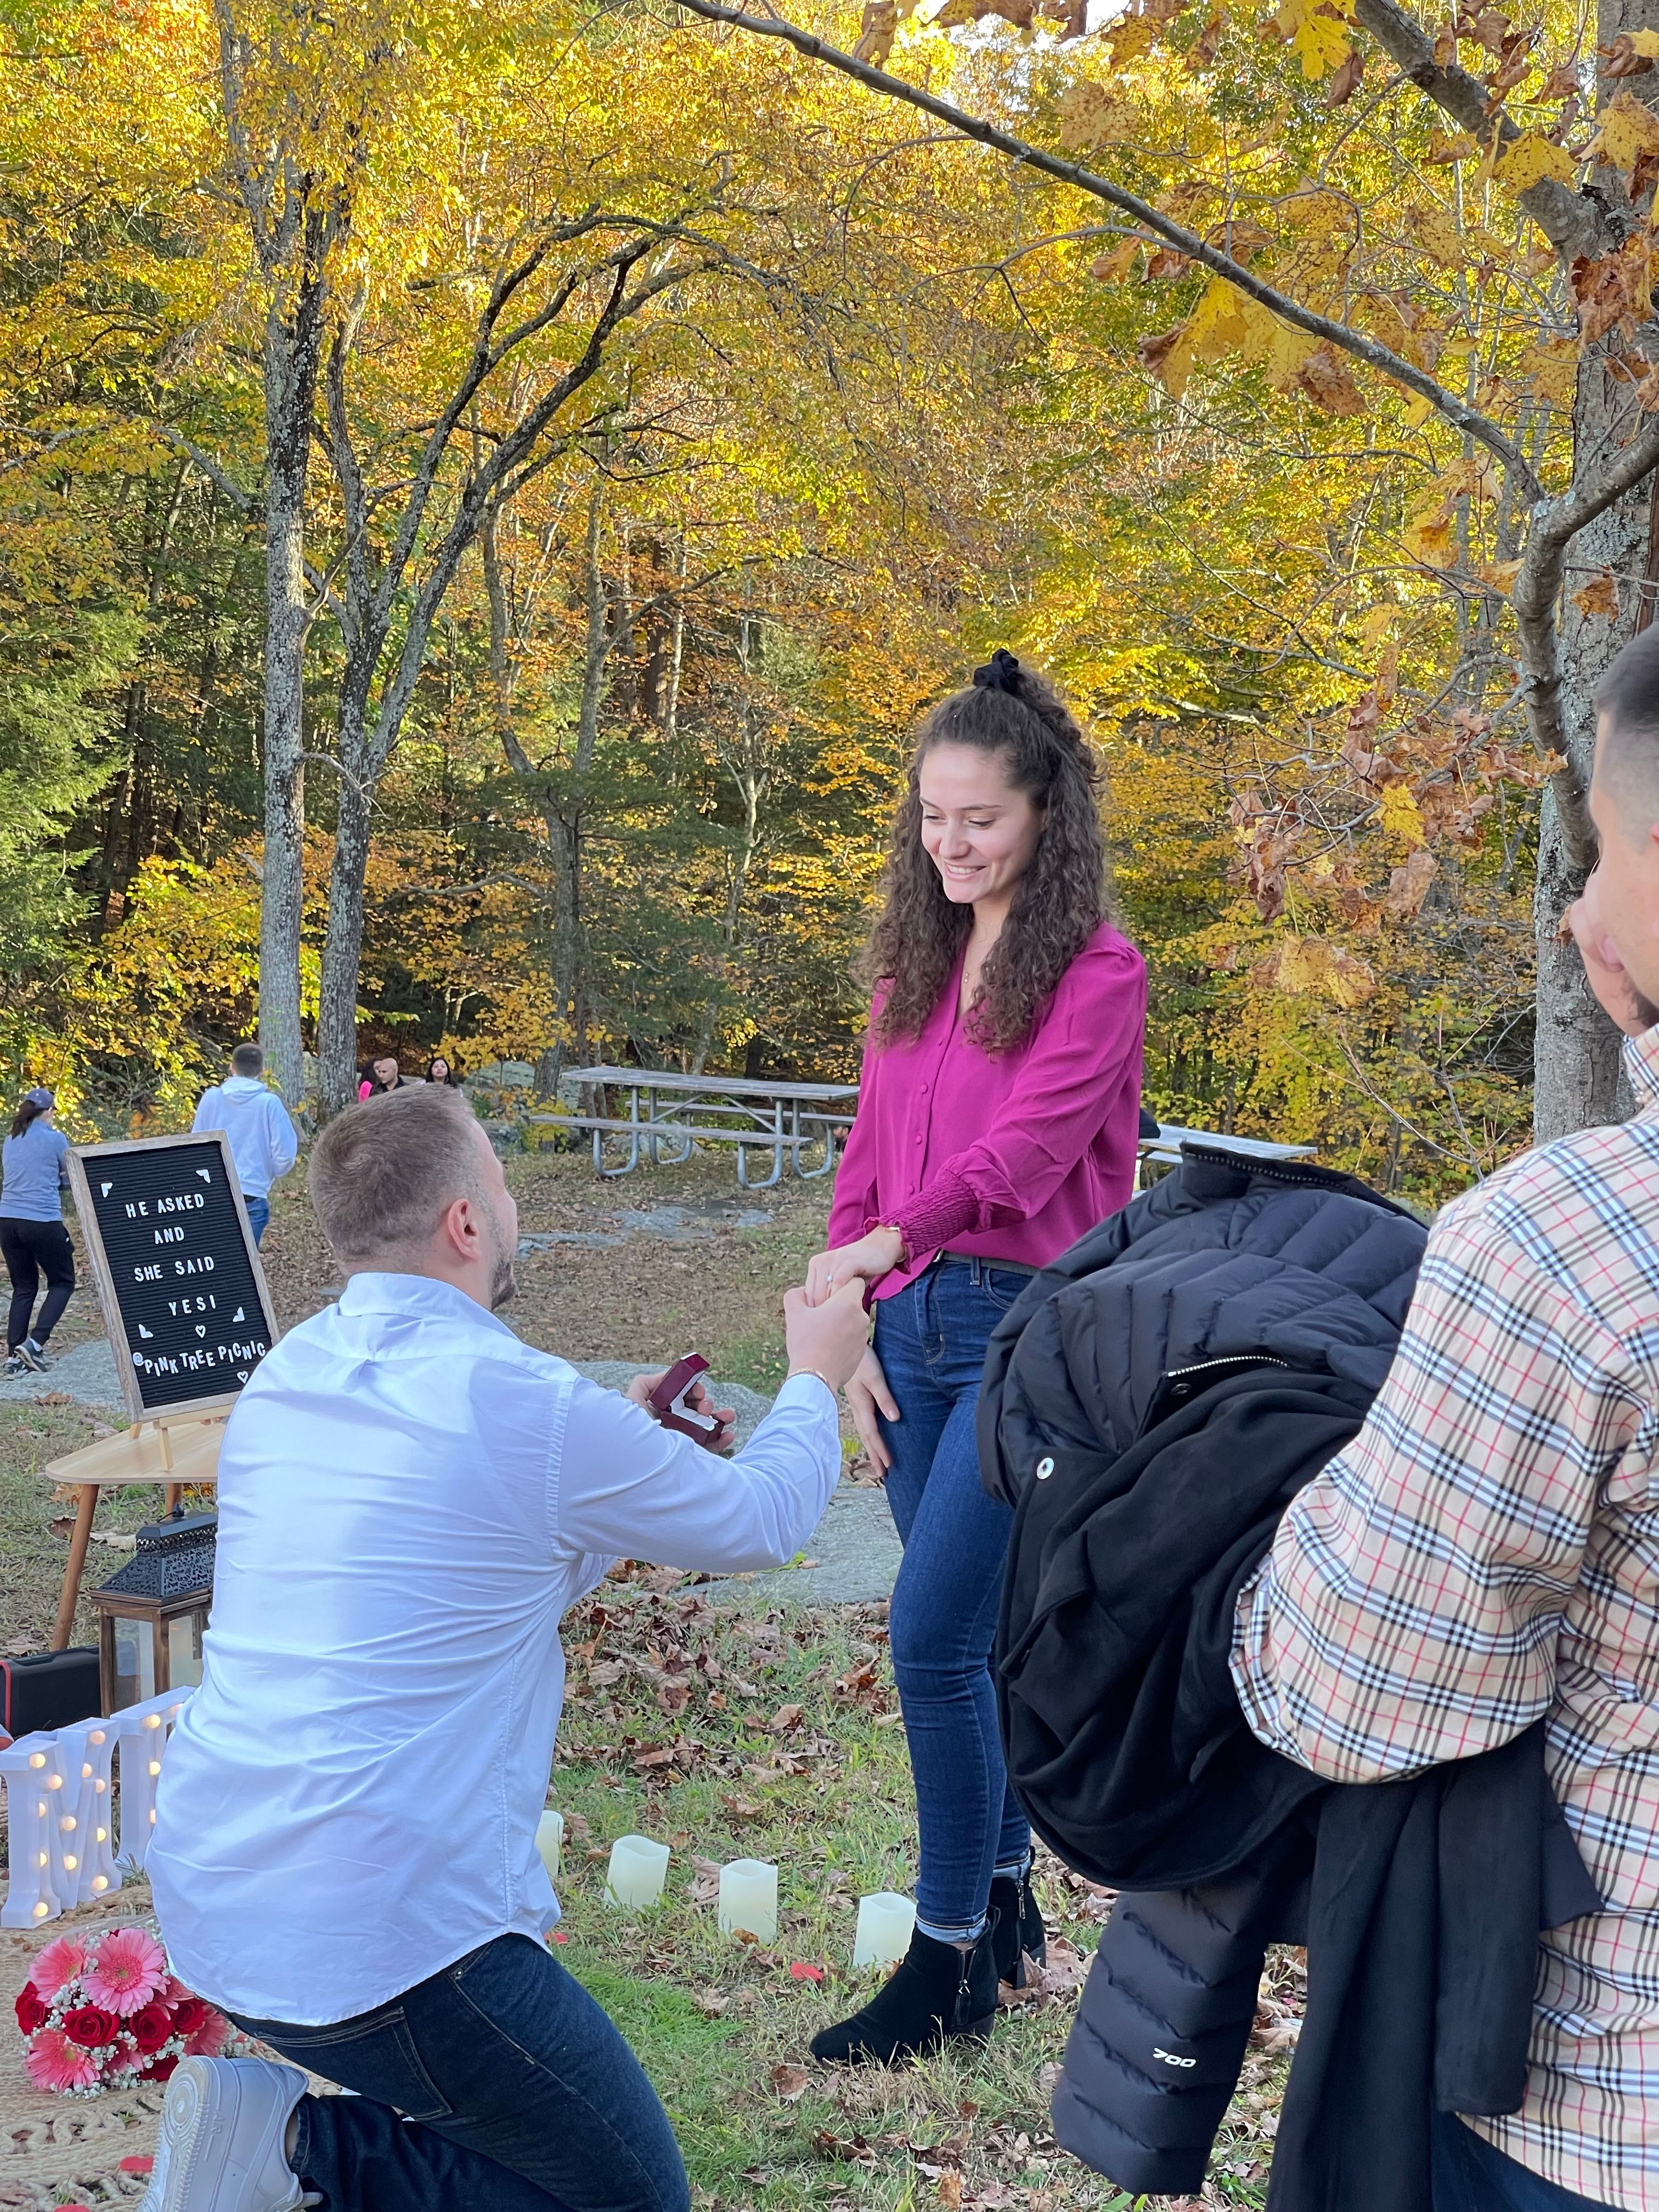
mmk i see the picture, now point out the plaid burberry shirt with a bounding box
[1232,1028,1659,2210]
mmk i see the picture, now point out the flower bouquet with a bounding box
[12,1926,230,2096]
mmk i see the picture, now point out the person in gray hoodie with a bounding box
[193,1043,298,1246]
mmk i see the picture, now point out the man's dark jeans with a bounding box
[1432,2112,1618,2211]
[229,1933,689,2212]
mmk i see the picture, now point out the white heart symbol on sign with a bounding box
[236,1369,249,1381]
[195,1325,206,1338]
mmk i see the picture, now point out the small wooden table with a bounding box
[41,1415,227,1650]
[534,1066,861,1187]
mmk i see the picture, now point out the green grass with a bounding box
[545,1571,1285,2211]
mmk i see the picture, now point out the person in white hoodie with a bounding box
[193,1043,298,1246]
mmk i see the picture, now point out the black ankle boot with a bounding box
[989,1865,1047,1989]
[810,1922,1000,2066]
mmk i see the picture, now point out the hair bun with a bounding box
[972,647,1023,698]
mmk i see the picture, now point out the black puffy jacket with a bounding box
[978,1146,1599,2212]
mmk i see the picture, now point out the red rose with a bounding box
[168,1997,206,2038]
[144,2055,178,2083]
[130,2004,172,2055]
[62,2006,119,2050]
[14,1985,48,2035]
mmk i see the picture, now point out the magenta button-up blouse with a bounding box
[827,920,1147,1300]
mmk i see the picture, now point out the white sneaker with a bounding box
[139,2057,308,2212]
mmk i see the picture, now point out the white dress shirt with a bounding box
[191,1077,300,1199]
[146,1273,839,2025]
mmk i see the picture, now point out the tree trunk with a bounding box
[256,297,323,1108]
[1531,0,1657,1140]
[316,735,373,1118]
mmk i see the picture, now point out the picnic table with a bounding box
[533,1066,860,1188]
[1137,1121,1316,1186]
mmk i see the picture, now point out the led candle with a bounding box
[56,1718,122,1905]
[114,1688,193,1870]
[718,1858,778,1944]
[605,1833,670,1909]
[0,1735,63,1928]
[851,1891,916,1970]
[536,1810,565,1881]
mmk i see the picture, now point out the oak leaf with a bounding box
[770,2064,811,2103]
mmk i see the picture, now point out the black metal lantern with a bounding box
[91,1512,216,1714]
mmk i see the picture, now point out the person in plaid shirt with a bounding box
[1232,625,1659,2212]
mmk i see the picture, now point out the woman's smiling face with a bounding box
[918,742,1043,912]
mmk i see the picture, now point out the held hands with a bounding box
[803,1227,905,1307]
[627,1369,738,1454]
[782,1276,871,1396]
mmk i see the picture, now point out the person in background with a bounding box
[358,1053,408,1102]
[1232,618,1659,2211]
[0,1087,74,1375]
[193,1043,298,1249]
[426,1055,461,1087]
[803,650,1147,2065]
[140,1085,870,2212]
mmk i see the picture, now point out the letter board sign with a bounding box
[66,1132,279,1422]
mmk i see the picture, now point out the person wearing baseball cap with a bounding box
[0,1087,74,1374]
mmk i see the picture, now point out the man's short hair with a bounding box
[1596,626,1659,830]
[230,1041,264,1077]
[309,1087,484,1260]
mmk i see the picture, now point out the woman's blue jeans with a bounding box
[229,1933,689,2212]
[874,1257,1031,1940]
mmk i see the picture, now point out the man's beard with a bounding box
[1633,985,1659,1035]
[478,1190,517,1310]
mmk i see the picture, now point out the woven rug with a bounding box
[0,1884,334,2210]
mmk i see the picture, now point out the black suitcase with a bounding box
[0,1648,101,1738]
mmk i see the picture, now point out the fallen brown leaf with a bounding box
[770,1703,804,1733]
[769,2063,811,2103]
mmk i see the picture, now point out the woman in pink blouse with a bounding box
[805,651,1145,2067]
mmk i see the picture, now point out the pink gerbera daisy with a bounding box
[29,1933,88,2001]
[81,1928,167,2018]
[26,2027,100,2095]
[184,2009,230,2058]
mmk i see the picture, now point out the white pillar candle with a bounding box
[56,1718,122,1905]
[718,1858,778,1944]
[535,1810,564,1881]
[605,1833,670,1909]
[851,1891,916,1970]
[0,1735,65,1928]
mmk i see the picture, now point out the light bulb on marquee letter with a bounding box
[0,1736,64,1928]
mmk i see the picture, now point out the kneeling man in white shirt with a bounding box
[142,1083,868,2212]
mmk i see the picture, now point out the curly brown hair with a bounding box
[864,657,1114,1053]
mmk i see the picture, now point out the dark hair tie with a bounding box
[972,647,1023,698]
